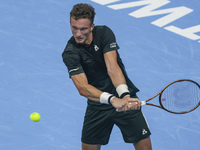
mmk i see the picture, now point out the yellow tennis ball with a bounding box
[30,112,41,122]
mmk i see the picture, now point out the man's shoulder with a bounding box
[68,36,76,45]
[94,25,110,32]
[93,25,113,40]
[64,37,79,52]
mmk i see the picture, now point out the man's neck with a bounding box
[84,32,93,47]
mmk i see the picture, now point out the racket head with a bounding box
[159,79,200,114]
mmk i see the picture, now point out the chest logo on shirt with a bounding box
[94,45,99,51]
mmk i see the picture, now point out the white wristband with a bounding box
[116,84,130,98]
[100,92,113,104]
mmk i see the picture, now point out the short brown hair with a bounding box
[70,3,96,24]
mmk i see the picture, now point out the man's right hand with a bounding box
[111,97,136,112]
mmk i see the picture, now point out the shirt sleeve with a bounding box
[62,44,84,77]
[101,26,120,54]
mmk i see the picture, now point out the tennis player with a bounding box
[62,3,152,150]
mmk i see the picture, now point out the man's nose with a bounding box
[76,29,82,36]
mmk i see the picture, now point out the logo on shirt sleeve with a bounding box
[110,42,117,48]
[69,67,79,73]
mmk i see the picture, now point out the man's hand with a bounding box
[110,96,141,112]
[123,95,141,110]
[110,97,129,112]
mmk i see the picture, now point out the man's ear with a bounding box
[90,23,95,31]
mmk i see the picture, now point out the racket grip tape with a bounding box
[141,101,146,105]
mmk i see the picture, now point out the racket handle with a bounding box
[116,102,137,112]
[116,101,146,111]
[141,101,146,105]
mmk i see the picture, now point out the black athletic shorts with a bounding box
[81,107,151,145]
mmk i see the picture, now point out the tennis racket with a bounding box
[141,79,200,114]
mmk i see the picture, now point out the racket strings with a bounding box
[160,81,200,113]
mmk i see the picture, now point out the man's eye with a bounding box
[81,28,87,31]
[73,27,78,30]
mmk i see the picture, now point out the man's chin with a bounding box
[75,39,84,44]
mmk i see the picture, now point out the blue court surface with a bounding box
[0,0,200,149]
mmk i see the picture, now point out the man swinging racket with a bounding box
[62,3,152,150]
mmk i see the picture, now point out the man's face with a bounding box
[70,17,94,45]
